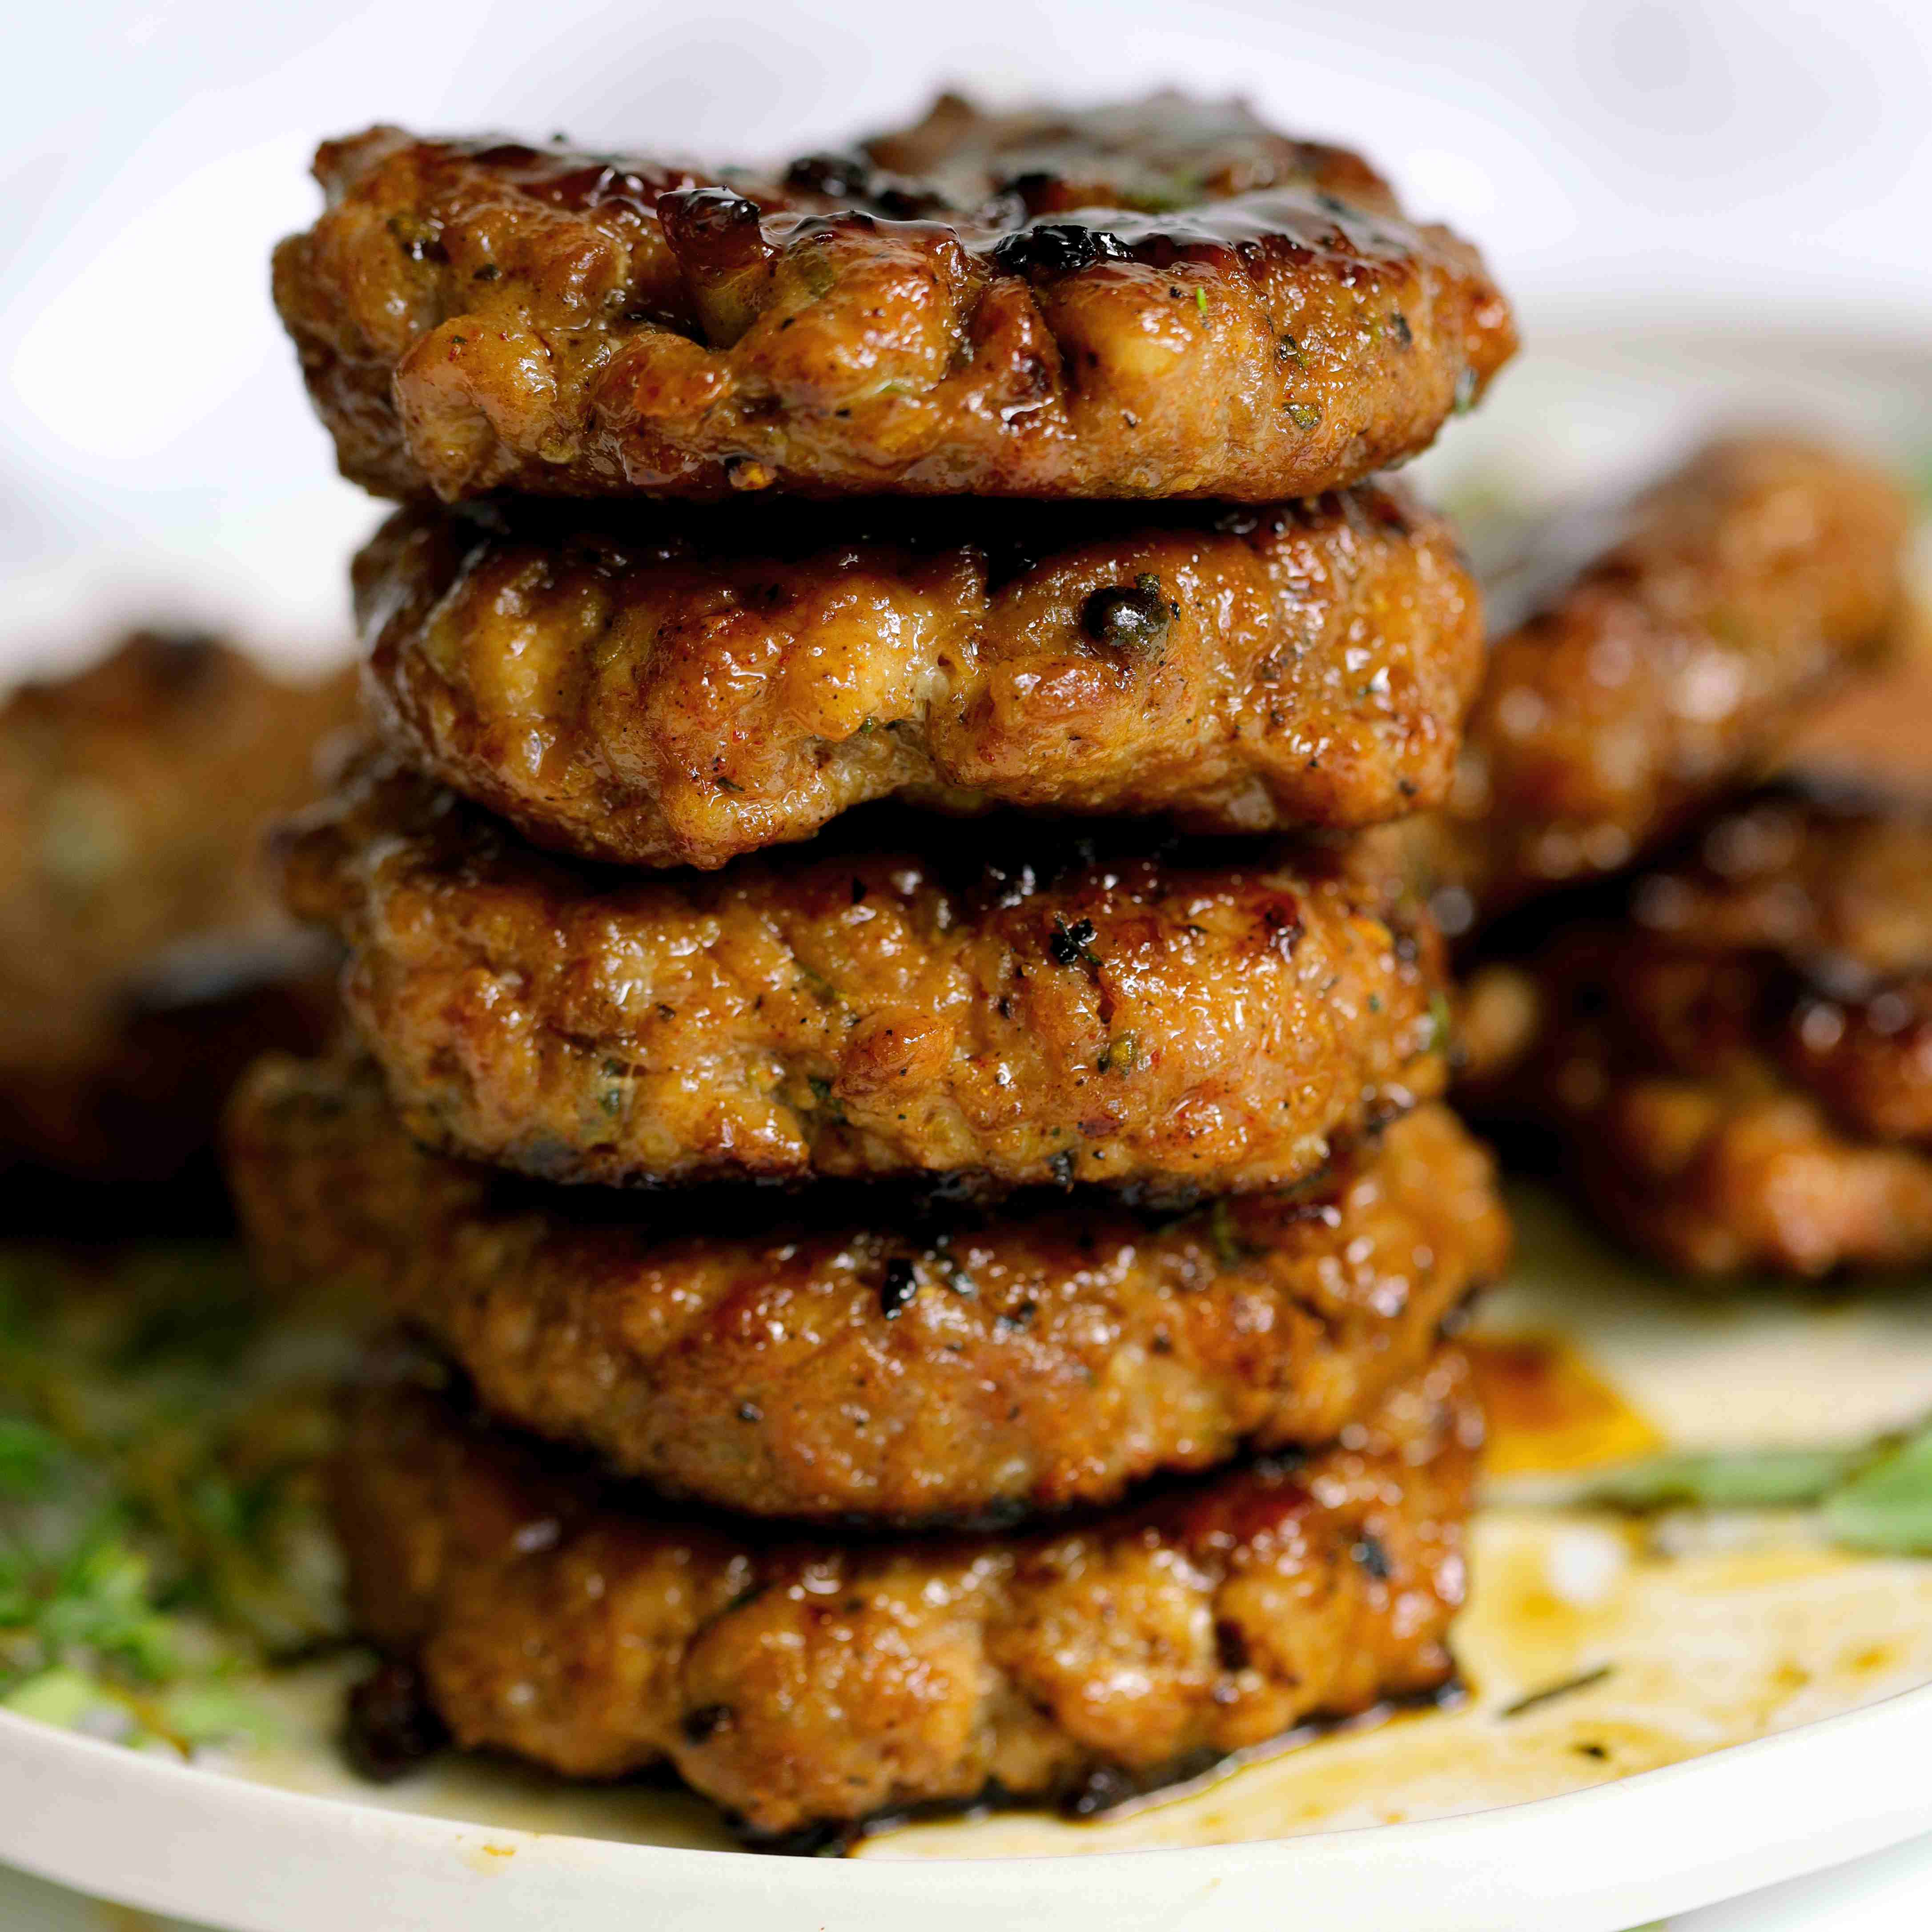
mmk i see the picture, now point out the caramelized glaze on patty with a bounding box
[357,482,1482,869]
[229,1053,1505,1523]
[273,92,1514,505]
[278,754,1450,1200]
[334,1341,1479,1840]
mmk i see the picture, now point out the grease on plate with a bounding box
[864,1509,1932,1859]
[9,1189,1932,1865]
[1466,1331,1663,1477]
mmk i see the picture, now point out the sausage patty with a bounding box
[272,92,1515,506]
[278,755,1450,1200]
[227,1052,1504,1524]
[1548,1066,1932,1279]
[1615,783,1932,1147]
[356,482,1483,870]
[1428,435,1910,932]
[334,1340,1478,1842]
[1465,782,1932,1274]
[0,633,355,1184]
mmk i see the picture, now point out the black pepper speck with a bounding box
[879,1258,918,1317]
[1048,917,1097,966]
[1080,579,1172,655]
[992,222,1132,276]
[1352,1533,1393,1581]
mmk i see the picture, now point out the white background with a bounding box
[4,2,1932,1924]
[3,0,1929,671]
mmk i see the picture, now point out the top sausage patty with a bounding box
[272,92,1515,505]
[279,754,1450,1199]
[357,482,1483,869]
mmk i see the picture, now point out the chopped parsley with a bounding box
[0,1246,352,1759]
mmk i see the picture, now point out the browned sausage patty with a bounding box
[4,975,336,1203]
[227,1052,1504,1524]
[272,92,1515,507]
[335,1341,1478,1841]
[357,482,1483,871]
[1466,783,1932,1274]
[1548,1066,1932,1279]
[1427,435,1910,932]
[1617,784,1932,1146]
[0,634,357,1182]
[279,755,1450,1200]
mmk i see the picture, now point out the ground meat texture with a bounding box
[277,754,1450,1199]
[1462,787,1932,1275]
[1431,435,1910,928]
[356,482,1482,871]
[227,1053,1506,1524]
[271,92,1515,507]
[0,634,357,1183]
[332,1342,1479,1842]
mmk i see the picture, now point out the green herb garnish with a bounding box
[1543,1417,1932,1557]
[0,1245,351,1757]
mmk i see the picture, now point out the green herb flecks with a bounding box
[596,1058,630,1120]
[795,248,840,299]
[1206,1200,1258,1270]
[1048,918,1101,970]
[0,1244,352,1758]
[793,961,839,1006]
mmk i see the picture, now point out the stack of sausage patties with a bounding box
[228,93,1518,1845]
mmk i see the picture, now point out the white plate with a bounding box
[3,1678,1932,1932]
[4,324,1931,1932]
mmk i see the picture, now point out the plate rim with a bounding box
[5,1679,1932,1932]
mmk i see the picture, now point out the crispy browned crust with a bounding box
[357,483,1483,870]
[334,1342,1478,1839]
[1432,435,1911,928]
[1469,785,1932,1274]
[271,94,1515,506]
[277,754,1450,1199]
[228,1052,1504,1524]
[0,634,357,1180]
